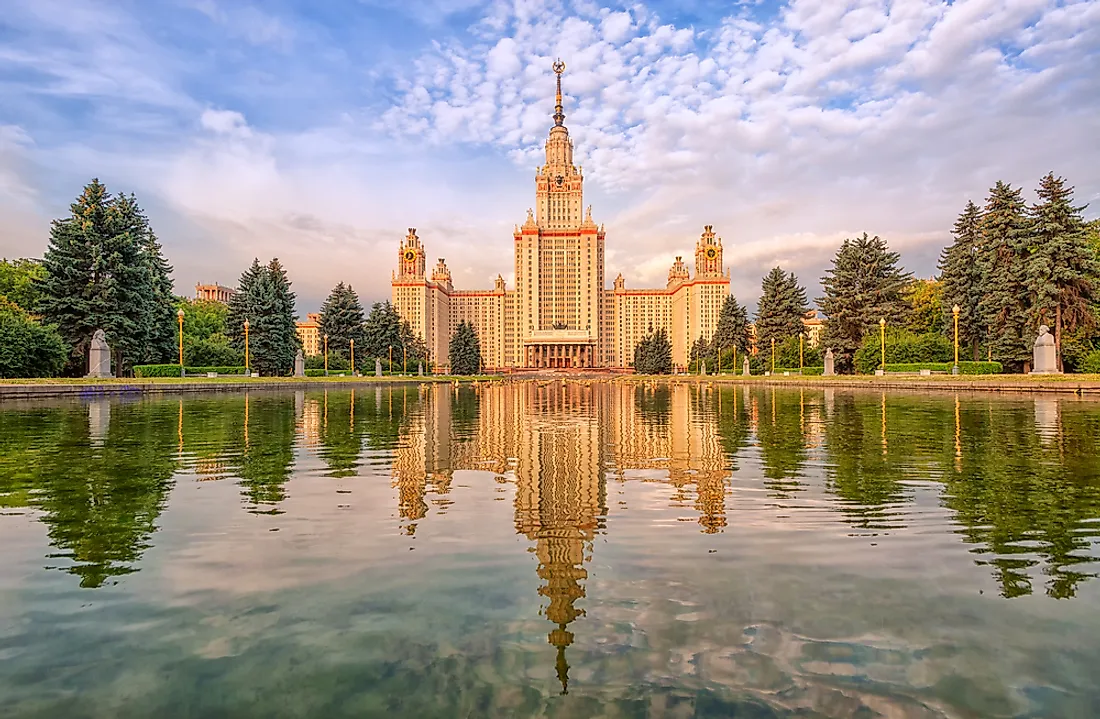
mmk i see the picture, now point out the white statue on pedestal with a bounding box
[86,329,113,378]
[1030,325,1061,374]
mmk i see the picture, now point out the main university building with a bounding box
[393,63,730,371]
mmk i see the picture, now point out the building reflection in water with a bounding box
[392,380,733,692]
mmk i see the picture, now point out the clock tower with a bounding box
[695,225,723,278]
[398,227,426,280]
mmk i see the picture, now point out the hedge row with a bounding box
[134,364,247,377]
[771,366,825,376]
[869,361,1003,375]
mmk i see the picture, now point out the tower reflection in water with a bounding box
[391,380,731,693]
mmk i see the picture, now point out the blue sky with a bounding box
[1,0,1098,311]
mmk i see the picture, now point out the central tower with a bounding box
[514,60,605,368]
[536,59,583,229]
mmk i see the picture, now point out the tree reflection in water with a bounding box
[1,382,1100,695]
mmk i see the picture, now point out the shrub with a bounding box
[305,353,350,371]
[772,366,824,376]
[854,330,952,374]
[868,361,1002,375]
[184,333,243,367]
[304,368,360,377]
[775,335,822,369]
[0,301,68,378]
[1081,349,1100,375]
[133,365,247,377]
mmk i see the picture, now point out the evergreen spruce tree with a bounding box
[449,320,482,375]
[318,282,366,360]
[633,327,672,374]
[399,321,429,371]
[225,258,298,376]
[38,179,173,374]
[818,233,911,373]
[227,259,263,348]
[939,201,986,360]
[689,335,710,367]
[977,181,1031,370]
[362,301,405,364]
[711,294,750,354]
[1025,173,1098,370]
[755,267,809,355]
[119,194,176,364]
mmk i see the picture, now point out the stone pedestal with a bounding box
[1030,325,1061,374]
[742,357,751,376]
[823,348,835,376]
[375,358,383,377]
[418,362,424,377]
[293,349,305,377]
[700,359,706,376]
[86,329,113,378]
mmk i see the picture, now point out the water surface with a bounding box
[1,382,1099,718]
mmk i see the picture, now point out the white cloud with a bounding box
[378,0,1100,300]
[1,0,1098,313]
[200,109,253,138]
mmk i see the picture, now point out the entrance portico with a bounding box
[525,343,595,369]
[524,329,597,369]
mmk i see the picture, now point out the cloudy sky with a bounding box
[1,0,1098,312]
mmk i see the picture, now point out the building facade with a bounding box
[392,63,731,371]
[296,313,321,356]
[195,283,236,304]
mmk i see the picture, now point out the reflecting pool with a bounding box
[1,382,1099,717]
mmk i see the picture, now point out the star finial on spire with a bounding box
[552,59,566,127]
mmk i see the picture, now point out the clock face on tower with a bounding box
[705,247,718,260]
[403,249,417,262]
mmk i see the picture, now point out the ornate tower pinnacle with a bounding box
[552,59,566,127]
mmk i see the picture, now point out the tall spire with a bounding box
[552,59,566,127]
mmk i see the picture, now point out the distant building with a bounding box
[391,63,730,371]
[296,313,321,356]
[195,283,236,304]
[803,310,826,348]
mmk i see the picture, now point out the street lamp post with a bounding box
[323,334,329,376]
[799,332,804,375]
[177,308,185,377]
[243,319,250,376]
[879,317,886,373]
[771,337,776,374]
[952,304,960,375]
[403,345,407,375]
[350,339,355,377]
[389,345,393,374]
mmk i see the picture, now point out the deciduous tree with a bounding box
[0,299,68,378]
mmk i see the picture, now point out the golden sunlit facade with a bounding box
[392,63,731,371]
[194,283,235,304]
[388,380,734,692]
[295,312,322,356]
